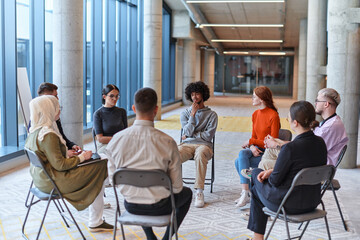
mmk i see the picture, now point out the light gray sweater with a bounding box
[180,106,218,148]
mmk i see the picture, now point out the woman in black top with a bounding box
[93,84,127,153]
[247,101,327,240]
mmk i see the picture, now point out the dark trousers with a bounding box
[247,168,280,235]
[125,186,192,240]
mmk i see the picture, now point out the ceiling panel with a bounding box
[184,0,308,52]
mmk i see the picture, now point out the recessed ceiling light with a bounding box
[187,0,284,3]
[223,51,249,54]
[259,51,286,55]
[212,39,283,43]
[199,24,284,28]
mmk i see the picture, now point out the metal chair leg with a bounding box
[35,198,52,239]
[53,199,70,228]
[298,221,310,239]
[331,186,348,231]
[121,224,126,240]
[283,211,291,240]
[264,214,278,239]
[22,194,35,239]
[60,198,86,240]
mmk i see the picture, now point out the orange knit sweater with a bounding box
[248,107,280,149]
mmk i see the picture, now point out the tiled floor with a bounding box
[1,96,359,240]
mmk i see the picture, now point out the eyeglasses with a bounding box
[107,94,119,99]
[315,99,328,103]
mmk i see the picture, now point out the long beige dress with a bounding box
[25,129,107,211]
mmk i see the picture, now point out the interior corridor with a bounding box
[1,97,359,240]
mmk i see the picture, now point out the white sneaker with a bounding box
[194,192,205,208]
[235,190,250,208]
[234,196,242,204]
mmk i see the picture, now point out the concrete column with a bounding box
[182,39,196,104]
[143,0,162,120]
[204,50,215,97]
[305,0,327,103]
[327,0,360,168]
[298,18,307,100]
[53,0,83,147]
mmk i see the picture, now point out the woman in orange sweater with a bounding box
[234,86,280,208]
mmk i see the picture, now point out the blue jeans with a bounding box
[235,148,263,184]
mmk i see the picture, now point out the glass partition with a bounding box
[215,54,293,96]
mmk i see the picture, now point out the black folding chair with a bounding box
[263,165,336,240]
[180,129,215,193]
[322,145,348,231]
[112,168,177,240]
[22,147,86,240]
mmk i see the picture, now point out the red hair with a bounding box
[254,86,277,112]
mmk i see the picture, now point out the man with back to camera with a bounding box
[179,81,218,208]
[37,83,81,154]
[106,87,192,240]
[259,88,348,169]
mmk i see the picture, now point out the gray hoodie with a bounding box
[180,106,218,148]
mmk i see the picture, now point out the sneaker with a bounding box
[104,202,111,209]
[241,169,252,180]
[240,212,250,221]
[89,221,114,232]
[235,190,250,208]
[194,192,205,208]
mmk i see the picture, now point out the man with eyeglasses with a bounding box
[312,88,348,165]
[37,83,82,155]
[253,88,348,170]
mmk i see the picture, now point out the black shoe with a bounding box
[89,221,114,232]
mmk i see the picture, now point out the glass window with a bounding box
[0,0,3,147]
[85,0,92,125]
[17,0,30,147]
[161,6,176,105]
[215,55,293,97]
[45,0,53,83]
[102,0,106,85]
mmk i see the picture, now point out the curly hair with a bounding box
[185,81,210,102]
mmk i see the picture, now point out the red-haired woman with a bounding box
[234,86,280,207]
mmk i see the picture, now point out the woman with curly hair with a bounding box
[234,86,280,208]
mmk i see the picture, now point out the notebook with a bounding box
[77,155,105,167]
[77,135,105,167]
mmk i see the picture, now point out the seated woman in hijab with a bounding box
[25,95,113,232]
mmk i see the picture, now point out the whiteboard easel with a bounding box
[17,68,32,133]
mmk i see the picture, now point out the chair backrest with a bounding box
[280,165,336,209]
[113,168,172,191]
[334,145,347,169]
[24,147,46,169]
[292,165,336,187]
[24,147,61,195]
[92,128,98,153]
[278,129,292,141]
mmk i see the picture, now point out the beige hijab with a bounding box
[29,95,67,147]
